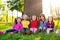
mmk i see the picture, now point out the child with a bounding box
[47,16,54,33]
[21,14,30,34]
[39,14,47,32]
[4,17,22,34]
[30,15,38,33]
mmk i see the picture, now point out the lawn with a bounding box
[0,20,60,40]
[0,33,60,40]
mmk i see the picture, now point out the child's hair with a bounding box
[14,17,21,24]
[23,14,27,18]
[48,16,54,24]
[22,14,29,20]
[39,13,46,20]
[31,15,37,20]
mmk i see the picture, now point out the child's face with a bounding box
[48,17,53,22]
[41,16,45,21]
[32,15,36,20]
[23,15,28,20]
[17,18,21,23]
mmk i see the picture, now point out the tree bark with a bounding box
[24,0,42,16]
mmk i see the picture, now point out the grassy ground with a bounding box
[0,33,60,40]
[0,20,60,40]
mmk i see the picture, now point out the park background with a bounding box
[0,0,60,40]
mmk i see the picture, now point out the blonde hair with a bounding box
[22,14,29,20]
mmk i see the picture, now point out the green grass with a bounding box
[0,33,60,40]
[0,23,12,31]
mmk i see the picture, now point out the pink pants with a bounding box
[30,28,37,33]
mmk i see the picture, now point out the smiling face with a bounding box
[32,15,37,21]
[48,16,53,22]
[41,16,45,21]
[23,14,28,20]
[40,14,45,21]
[17,17,21,23]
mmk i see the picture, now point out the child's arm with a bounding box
[18,24,22,32]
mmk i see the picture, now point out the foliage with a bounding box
[7,0,24,12]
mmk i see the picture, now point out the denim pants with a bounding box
[6,29,18,34]
[22,28,29,33]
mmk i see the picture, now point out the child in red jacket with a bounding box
[30,15,38,33]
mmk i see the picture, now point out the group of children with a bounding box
[3,13,54,34]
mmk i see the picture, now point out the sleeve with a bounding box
[18,24,23,32]
[28,21,30,25]
[45,21,48,28]
[13,24,15,28]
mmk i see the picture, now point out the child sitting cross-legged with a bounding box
[30,15,38,33]
[47,16,54,34]
[39,14,47,32]
[21,14,30,34]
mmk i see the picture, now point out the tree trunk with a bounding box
[24,0,42,16]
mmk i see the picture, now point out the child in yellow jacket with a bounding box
[22,14,30,34]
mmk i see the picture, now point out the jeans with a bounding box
[6,29,18,34]
[39,26,47,32]
[22,28,29,33]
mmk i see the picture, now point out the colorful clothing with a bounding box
[22,20,30,28]
[30,28,37,33]
[30,20,38,33]
[5,29,18,34]
[30,20,38,28]
[47,22,54,32]
[22,28,29,33]
[5,23,22,33]
[47,22,54,28]
[39,21,47,31]
[13,23,22,32]
[21,20,30,33]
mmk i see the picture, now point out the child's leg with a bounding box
[33,28,37,33]
[26,28,30,34]
[43,27,46,32]
[22,28,25,33]
[39,27,43,32]
[47,28,50,33]
[50,28,54,32]
[13,29,18,34]
[30,28,34,32]
[5,29,14,34]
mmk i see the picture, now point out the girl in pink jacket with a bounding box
[4,17,22,34]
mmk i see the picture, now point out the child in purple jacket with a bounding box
[47,16,54,33]
[4,17,22,34]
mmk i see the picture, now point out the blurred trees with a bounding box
[0,0,24,23]
[7,0,24,12]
